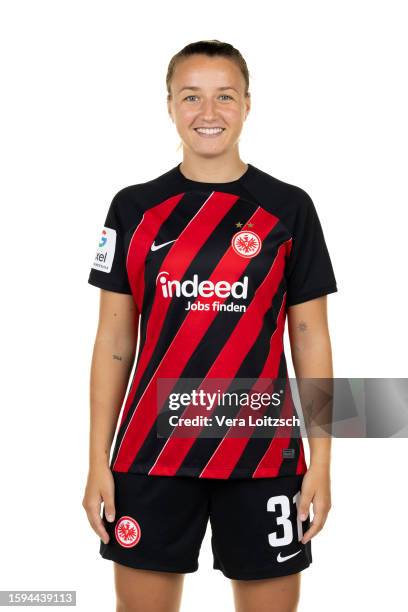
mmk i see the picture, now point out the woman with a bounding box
[83,40,337,612]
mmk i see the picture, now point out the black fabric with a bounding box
[284,188,337,306]
[88,190,134,295]
[100,471,312,579]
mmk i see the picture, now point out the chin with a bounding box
[194,149,226,159]
[193,141,229,153]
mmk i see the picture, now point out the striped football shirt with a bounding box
[88,163,337,478]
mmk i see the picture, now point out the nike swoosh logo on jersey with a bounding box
[151,239,176,251]
[277,550,302,563]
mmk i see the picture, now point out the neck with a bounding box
[180,151,247,183]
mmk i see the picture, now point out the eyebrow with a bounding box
[177,86,239,94]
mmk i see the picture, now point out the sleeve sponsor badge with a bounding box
[91,226,116,273]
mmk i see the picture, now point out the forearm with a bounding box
[291,334,333,469]
[89,334,136,469]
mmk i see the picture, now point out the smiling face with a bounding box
[167,54,250,159]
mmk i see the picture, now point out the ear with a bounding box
[245,95,251,119]
[167,97,174,122]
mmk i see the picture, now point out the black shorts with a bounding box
[99,471,312,580]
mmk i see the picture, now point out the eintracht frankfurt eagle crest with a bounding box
[231,230,262,258]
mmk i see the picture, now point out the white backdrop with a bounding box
[1,1,407,610]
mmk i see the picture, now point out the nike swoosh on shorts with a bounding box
[277,550,302,562]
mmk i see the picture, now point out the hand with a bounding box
[298,464,332,544]
[82,464,115,545]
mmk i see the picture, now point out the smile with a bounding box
[194,127,225,137]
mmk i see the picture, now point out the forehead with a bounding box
[172,55,245,92]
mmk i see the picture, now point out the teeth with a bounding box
[195,127,224,134]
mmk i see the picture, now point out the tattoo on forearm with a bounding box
[112,354,122,361]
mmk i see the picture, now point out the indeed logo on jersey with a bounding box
[157,272,248,299]
[156,272,248,312]
[91,226,116,274]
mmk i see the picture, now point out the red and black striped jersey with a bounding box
[88,163,337,479]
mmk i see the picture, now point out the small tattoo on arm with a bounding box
[298,320,308,332]
[112,354,122,361]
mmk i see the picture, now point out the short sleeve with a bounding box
[285,189,338,307]
[87,192,133,295]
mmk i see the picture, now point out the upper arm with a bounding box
[96,289,139,353]
[87,189,140,351]
[287,295,330,349]
[285,188,337,308]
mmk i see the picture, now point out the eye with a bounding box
[183,94,234,102]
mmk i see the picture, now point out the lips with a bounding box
[194,127,225,137]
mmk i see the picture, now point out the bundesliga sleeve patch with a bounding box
[91,226,116,273]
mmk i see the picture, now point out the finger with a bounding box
[85,505,110,544]
[301,512,326,543]
[101,490,116,523]
[297,492,313,521]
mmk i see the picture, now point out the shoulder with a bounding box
[104,168,179,234]
[247,164,315,215]
[110,166,178,212]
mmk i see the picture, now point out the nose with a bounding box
[199,97,218,121]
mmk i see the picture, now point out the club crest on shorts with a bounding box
[231,230,262,258]
[115,516,141,548]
